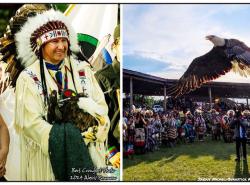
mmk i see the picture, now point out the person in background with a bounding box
[184,111,195,143]
[152,113,162,150]
[230,110,248,162]
[242,110,250,145]
[95,25,120,169]
[134,112,146,154]
[194,110,206,142]
[0,114,9,181]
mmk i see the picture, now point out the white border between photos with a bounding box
[120,3,124,182]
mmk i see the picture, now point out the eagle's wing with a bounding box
[225,39,250,77]
[167,47,232,98]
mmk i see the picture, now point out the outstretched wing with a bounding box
[167,47,232,98]
[225,39,250,77]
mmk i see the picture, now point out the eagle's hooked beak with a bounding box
[205,36,211,40]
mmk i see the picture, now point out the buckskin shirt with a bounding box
[15,56,110,180]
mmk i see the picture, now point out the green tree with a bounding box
[134,95,155,108]
[54,4,69,12]
[0,4,22,37]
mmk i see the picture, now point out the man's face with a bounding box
[42,38,68,64]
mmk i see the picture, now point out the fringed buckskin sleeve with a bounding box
[15,71,54,180]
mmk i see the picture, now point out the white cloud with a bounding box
[150,70,183,80]
[149,70,250,84]
[214,71,250,83]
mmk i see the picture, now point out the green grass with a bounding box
[123,138,250,181]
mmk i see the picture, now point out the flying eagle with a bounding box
[167,35,250,98]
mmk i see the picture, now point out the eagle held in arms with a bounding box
[167,35,250,98]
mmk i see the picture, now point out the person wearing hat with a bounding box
[95,25,120,169]
[14,9,110,181]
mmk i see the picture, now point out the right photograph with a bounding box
[122,4,250,181]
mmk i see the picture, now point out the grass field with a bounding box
[123,138,250,181]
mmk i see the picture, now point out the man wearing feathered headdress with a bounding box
[13,7,110,181]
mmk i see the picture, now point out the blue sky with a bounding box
[123,4,250,83]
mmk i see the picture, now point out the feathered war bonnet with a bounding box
[15,9,80,105]
[15,9,79,68]
[0,4,52,87]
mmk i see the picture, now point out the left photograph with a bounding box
[0,4,120,181]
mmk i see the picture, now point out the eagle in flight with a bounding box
[167,35,250,98]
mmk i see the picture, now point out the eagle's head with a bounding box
[206,35,225,47]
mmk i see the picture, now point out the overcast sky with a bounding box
[123,4,250,83]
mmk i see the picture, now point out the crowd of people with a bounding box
[123,104,250,159]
